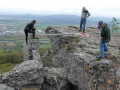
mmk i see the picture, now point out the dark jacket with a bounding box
[24,22,35,33]
[101,23,111,43]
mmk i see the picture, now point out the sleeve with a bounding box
[85,10,90,17]
[101,28,105,37]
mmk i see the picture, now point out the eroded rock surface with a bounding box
[0,60,43,89]
[42,26,120,90]
[0,26,120,90]
[0,84,14,90]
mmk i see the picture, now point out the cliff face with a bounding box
[0,26,120,90]
[42,26,114,90]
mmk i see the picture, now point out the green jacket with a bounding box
[101,23,111,43]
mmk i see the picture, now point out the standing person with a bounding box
[24,20,36,44]
[78,7,90,33]
[98,21,110,58]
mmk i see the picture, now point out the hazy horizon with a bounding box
[0,12,119,19]
[0,0,120,18]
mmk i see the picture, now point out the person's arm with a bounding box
[87,11,90,17]
[85,10,90,18]
[101,27,105,38]
[29,23,34,31]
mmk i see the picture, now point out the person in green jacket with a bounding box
[98,21,110,58]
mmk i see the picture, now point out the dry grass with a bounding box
[7,42,17,47]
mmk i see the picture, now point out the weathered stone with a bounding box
[32,50,41,62]
[1,25,120,90]
[98,59,113,70]
[0,60,43,90]
[41,67,69,90]
[42,26,119,90]
[0,84,14,90]
[23,33,40,61]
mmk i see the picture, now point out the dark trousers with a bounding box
[24,29,29,43]
[24,29,35,43]
[33,31,35,39]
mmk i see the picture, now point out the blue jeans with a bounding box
[99,39,108,57]
[79,18,86,32]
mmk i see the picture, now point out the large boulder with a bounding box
[0,60,43,90]
[0,84,14,90]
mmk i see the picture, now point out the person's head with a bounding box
[98,20,104,28]
[32,20,36,24]
[82,6,86,12]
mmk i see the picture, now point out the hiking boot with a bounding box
[104,50,108,51]
[78,30,81,32]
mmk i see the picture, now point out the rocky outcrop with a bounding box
[23,33,40,61]
[0,60,43,90]
[0,26,120,90]
[0,84,14,90]
[42,26,120,89]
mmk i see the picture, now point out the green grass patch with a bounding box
[39,44,51,48]
[39,48,51,56]
[39,38,50,40]
[0,63,19,74]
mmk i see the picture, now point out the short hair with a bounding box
[32,20,36,23]
[82,6,86,12]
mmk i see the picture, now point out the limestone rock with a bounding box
[42,26,119,90]
[0,84,14,90]
[1,25,120,90]
[0,60,43,90]
[41,67,70,90]
[32,50,41,62]
[23,33,40,61]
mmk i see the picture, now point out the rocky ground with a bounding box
[0,26,120,90]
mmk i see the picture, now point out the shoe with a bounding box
[104,50,108,51]
[83,31,85,33]
[96,56,103,59]
[78,30,81,32]
[96,57,103,61]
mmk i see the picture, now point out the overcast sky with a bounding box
[0,0,119,17]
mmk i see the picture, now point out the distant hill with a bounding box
[0,14,117,25]
[0,14,119,31]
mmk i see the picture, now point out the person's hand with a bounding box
[34,28,36,30]
[85,16,87,18]
[100,37,103,39]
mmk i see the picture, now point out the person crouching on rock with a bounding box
[24,20,36,44]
